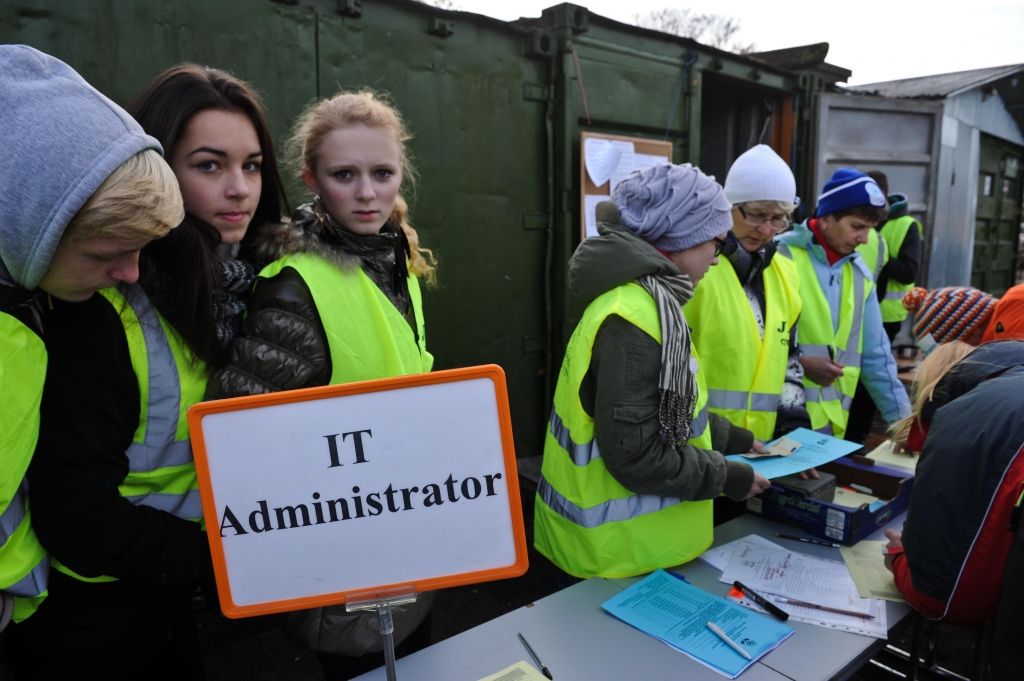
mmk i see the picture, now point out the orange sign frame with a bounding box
[187,364,528,618]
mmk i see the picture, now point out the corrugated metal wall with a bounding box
[1,0,810,456]
[929,116,980,287]
[946,89,1024,147]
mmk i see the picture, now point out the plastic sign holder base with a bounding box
[346,592,419,681]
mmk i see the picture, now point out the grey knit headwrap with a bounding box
[612,163,733,253]
[612,164,730,445]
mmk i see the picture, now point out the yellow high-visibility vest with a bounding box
[56,286,207,583]
[855,227,889,281]
[779,245,873,438]
[261,253,432,382]
[0,312,49,622]
[534,282,713,579]
[879,215,923,323]
[684,254,802,441]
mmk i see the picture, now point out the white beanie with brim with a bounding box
[723,144,799,207]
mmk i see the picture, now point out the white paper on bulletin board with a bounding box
[580,132,673,241]
[584,194,608,238]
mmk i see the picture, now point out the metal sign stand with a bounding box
[346,592,419,681]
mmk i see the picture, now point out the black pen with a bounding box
[517,632,553,679]
[733,581,790,621]
[776,532,841,548]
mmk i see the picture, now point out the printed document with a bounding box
[477,661,550,681]
[602,569,793,678]
[726,428,861,479]
[840,540,905,602]
[700,534,786,572]
[719,540,888,637]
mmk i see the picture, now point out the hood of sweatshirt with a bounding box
[0,45,161,290]
[886,193,910,220]
[921,340,1024,423]
[569,201,684,311]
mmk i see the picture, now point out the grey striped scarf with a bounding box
[638,272,696,445]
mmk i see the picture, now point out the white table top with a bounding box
[353,512,910,681]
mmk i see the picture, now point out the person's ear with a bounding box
[301,166,320,195]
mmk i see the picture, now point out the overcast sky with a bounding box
[452,0,1024,85]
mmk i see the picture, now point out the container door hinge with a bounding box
[336,0,361,18]
[522,83,549,102]
[428,18,454,37]
[522,335,549,354]
[521,213,549,231]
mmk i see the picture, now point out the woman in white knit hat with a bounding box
[684,145,811,453]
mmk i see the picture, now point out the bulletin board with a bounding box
[186,365,528,618]
[580,131,673,240]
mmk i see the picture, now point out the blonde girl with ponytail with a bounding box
[206,91,437,678]
[209,89,437,397]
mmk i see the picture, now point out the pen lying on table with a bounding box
[733,581,789,621]
[706,621,752,660]
[775,533,840,548]
[777,598,875,619]
[517,632,553,679]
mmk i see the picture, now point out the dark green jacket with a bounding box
[571,205,755,501]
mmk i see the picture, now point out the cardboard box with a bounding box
[745,456,914,545]
[772,471,837,502]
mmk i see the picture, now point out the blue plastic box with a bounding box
[745,456,915,545]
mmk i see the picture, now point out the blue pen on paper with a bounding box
[601,570,793,679]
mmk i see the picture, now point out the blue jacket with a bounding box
[776,220,910,423]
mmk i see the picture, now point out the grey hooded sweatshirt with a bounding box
[570,203,755,502]
[0,44,161,293]
[0,44,160,632]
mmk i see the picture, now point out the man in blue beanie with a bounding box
[534,164,770,580]
[776,168,910,439]
[0,45,182,652]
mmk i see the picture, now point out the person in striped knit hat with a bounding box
[902,286,997,353]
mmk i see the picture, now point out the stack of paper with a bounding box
[865,439,917,472]
[602,570,793,679]
[703,536,889,639]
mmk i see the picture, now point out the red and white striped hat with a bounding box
[903,286,997,347]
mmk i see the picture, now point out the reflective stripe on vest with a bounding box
[55,287,207,583]
[856,228,889,281]
[879,215,922,323]
[684,253,802,441]
[260,253,432,383]
[0,312,49,621]
[534,282,714,579]
[546,398,710,467]
[782,246,872,439]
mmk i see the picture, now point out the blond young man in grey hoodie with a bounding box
[0,45,181,648]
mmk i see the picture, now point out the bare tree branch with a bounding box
[634,8,757,53]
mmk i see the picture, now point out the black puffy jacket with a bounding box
[206,205,413,399]
[895,341,1024,623]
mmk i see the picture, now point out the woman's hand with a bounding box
[883,529,904,571]
[800,356,845,386]
[742,473,771,500]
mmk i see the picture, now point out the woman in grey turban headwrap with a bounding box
[533,162,769,581]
